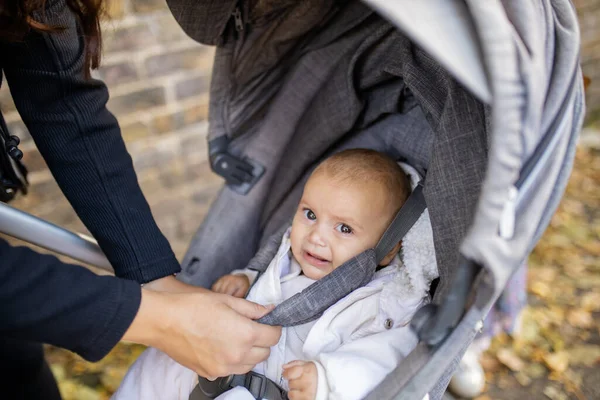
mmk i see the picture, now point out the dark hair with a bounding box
[0,0,104,76]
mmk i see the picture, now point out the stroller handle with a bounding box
[0,202,113,271]
[411,256,481,346]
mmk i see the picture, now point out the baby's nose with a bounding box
[308,228,327,247]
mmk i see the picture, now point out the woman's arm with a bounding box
[1,0,178,283]
[0,238,282,375]
[0,238,141,361]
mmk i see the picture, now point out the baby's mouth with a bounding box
[302,250,331,267]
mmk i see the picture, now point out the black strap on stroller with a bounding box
[0,112,28,203]
[190,371,288,400]
[191,183,427,399]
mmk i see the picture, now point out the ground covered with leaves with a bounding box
[45,147,600,400]
[480,147,600,400]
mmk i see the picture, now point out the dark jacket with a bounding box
[0,0,180,360]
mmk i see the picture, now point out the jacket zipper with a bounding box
[233,6,244,33]
[499,65,579,239]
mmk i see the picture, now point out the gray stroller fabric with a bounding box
[166,0,584,399]
[173,1,487,306]
[364,1,584,399]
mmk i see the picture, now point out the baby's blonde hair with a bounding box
[313,149,411,216]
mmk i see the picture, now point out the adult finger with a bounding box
[215,346,270,376]
[225,299,281,348]
[213,363,255,376]
[237,345,271,367]
[225,296,275,320]
[248,320,281,348]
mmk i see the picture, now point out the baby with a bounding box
[113,149,434,400]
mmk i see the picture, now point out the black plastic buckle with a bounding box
[209,136,264,195]
[196,375,234,398]
[244,371,268,399]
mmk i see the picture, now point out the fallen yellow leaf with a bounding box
[497,348,525,372]
[529,281,551,299]
[544,351,570,373]
[480,353,502,373]
[515,371,532,387]
[543,385,568,400]
[568,344,600,367]
[524,362,547,379]
[566,308,594,329]
[580,239,600,255]
[581,291,600,311]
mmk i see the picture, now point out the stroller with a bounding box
[0,0,585,399]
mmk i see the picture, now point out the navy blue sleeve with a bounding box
[0,0,180,283]
[0,238,141,361]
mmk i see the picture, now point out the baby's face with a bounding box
[290,171,394,280]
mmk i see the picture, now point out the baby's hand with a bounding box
[211,274,250,298]
[282,360,318,400]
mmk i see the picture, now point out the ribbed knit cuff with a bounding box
[74,277,142,362]
[117,255,182,284]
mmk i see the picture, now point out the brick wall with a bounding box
[0,0,598,263]
[0,0,222,258]
[575,0,600,124]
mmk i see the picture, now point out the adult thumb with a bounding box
[227,297,275,320]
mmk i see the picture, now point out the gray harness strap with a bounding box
[192,181,427,400]
[258,249,377,326]
[375,181,425,263]
[191,372,288,400]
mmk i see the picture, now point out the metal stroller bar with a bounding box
[0,202,112,272]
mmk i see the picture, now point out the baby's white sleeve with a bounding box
[312,361,330,400]
[311,325,418,400]
[111,347,198,400]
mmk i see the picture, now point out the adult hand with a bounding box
[122,289,281,379]
[143,274,203,293]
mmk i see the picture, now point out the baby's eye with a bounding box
[336,224,353,235]
[303,209,316,221]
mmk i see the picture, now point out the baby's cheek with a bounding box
[332,242,365,269]
[289,230,302,257]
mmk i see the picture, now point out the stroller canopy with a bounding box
[168,0,583,310]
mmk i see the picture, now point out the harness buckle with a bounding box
[209,136,264,195]
[195,375,234,398]
[244,371,268,398]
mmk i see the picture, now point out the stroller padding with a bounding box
[177,2,487,306]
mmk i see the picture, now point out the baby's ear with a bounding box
[379,241,402,266]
